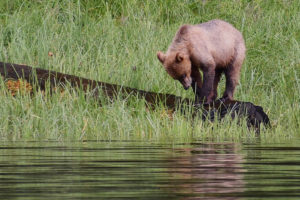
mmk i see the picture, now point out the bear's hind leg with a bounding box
[223,62,242,101]
[222,42,245,101]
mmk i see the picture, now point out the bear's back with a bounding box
[194,19,243,46]
[189,19,245,66]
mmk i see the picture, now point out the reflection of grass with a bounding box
[0,1,299,141]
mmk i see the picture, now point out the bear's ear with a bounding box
[157,51,166,63]
[175,52,183,63]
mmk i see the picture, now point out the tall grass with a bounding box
[0,0,299,142]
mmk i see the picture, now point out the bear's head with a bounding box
[157,51,192,90]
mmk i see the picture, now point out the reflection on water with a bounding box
[168,144,245,200]
[0,141,299,200]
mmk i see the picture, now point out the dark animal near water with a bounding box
[200,98,270,134]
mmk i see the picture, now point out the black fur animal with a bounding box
[199,99,270,134]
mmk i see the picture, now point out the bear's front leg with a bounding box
[191,79,202,104]
[197,65,215,105]
[191,66,202,104]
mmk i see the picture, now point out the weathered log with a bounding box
[0,62,270,132]
[0,62,188,110]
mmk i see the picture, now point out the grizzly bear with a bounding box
[157,19,246,105]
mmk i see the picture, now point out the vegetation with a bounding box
[0,0,299,142]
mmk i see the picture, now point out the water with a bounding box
[0,141,300,200]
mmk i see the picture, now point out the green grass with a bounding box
[0,0,299,142]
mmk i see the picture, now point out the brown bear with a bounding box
[157,19,246,105]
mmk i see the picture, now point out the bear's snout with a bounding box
[183,85,190,90]
[181,76,192,90]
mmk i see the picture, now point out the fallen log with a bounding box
[0,62,270,133]
[0,62,188,110]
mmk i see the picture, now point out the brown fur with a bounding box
[157,19,246,104]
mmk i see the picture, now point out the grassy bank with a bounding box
[0,0,299,142]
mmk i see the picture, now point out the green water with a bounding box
[0,141,300,200]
